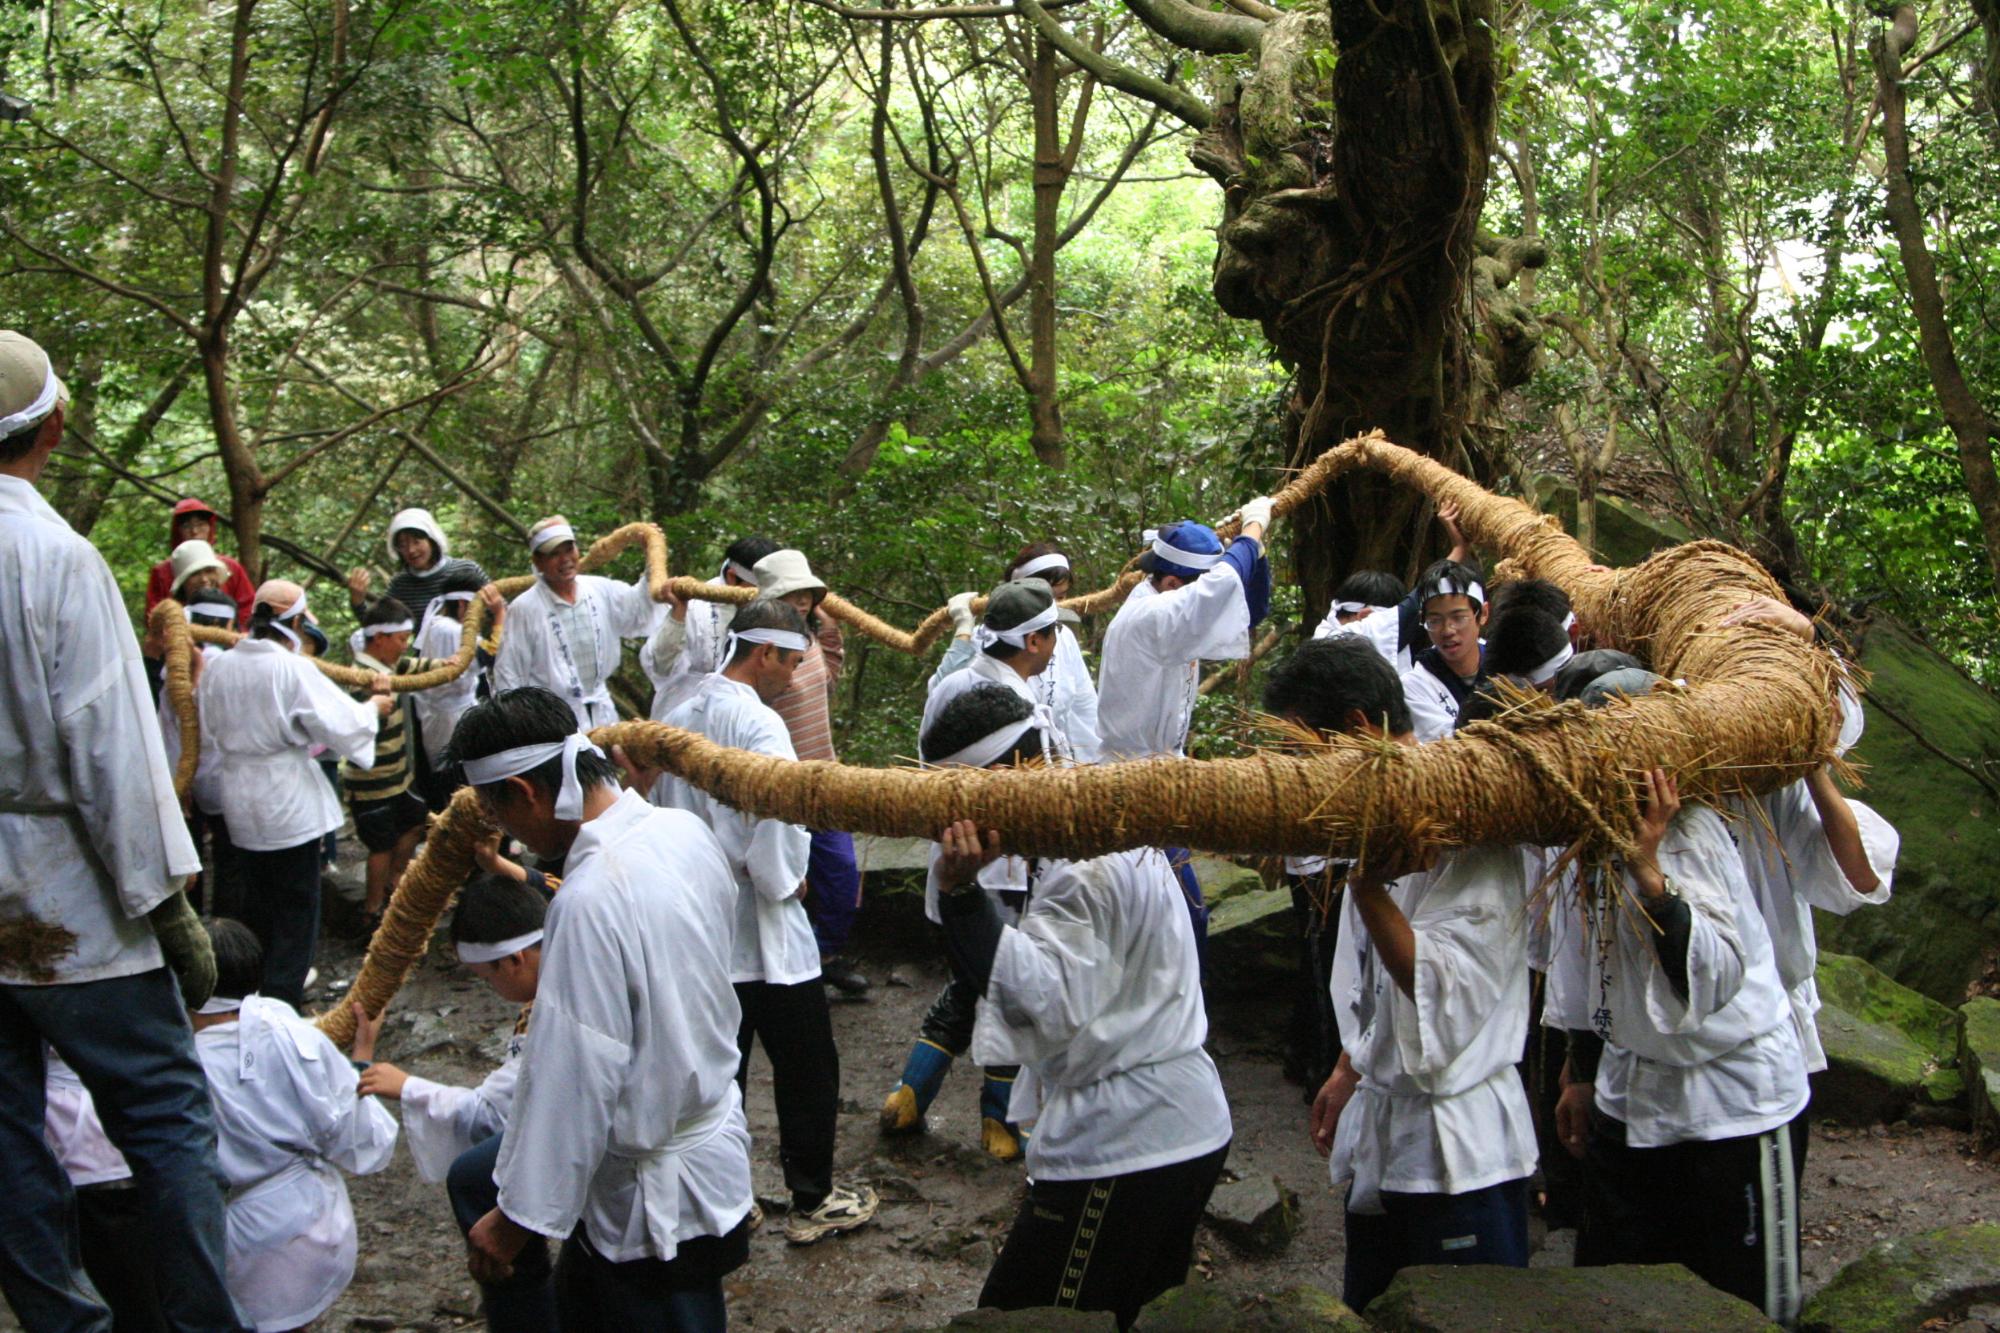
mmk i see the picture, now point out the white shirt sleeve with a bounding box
[1393,849,1530,1088]
[399,1061,517,1183]
[1055,628,1101,764]
[289,660,381,769]
[981,861,1121,1065]
[607,571,664,640]
[1633,810,1751,1036]
[928,636,977,695]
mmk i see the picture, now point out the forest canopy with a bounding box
[3,0,1997,756]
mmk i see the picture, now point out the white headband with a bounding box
[457,930,544,965]
[462,733,606,820]
[726,560,759,584]
[723,627,811,660]
[419,590,478,646]
[973,602,1059,651]
[363,619,415,637]
[1010,553,1070,582]
[1431,578,1484,605]
[196,995,244,1016]
[262,591,310,651]
[0,357,61,438]
[1332,599,1368,616]
[1562,611,1577,632]
[1527,642,1575,684]
[931,715,1038,769]
[529,523,577,555]
[1150,536,1224,571]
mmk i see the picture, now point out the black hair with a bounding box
[921,683,1042,765]
[725,535,780,570]
[1455,680,1512,729]
[979,583,1059,663]
[362,597,414,631]
[724,598,809,667]
[0,420,43,464]
[1552,648,1646,702]
[185,588,236,625]
[1488,577,1571,625]
[206,918,264,1000]
[1417,558,1485,613]
[1484,607,1570,680]
[439,563,486,596]
[447,687,621,796]
[450,872,549,950]
[247,604,295,646]
[1332,570,1406,609]
[1004,540,1071,585]
[1262,636,1413,737]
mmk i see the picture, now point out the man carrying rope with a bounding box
[1269,638,1538,1312]
[925,684,1231,1330]
[492,515,662,731]
[643,534,778,724]
[1095,497,1274,948]
[455,687,754,1330]
[0,330,247,1332]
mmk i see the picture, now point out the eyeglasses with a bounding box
[1423,610,1478,632]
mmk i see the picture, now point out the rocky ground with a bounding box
[308,877,2000,1333]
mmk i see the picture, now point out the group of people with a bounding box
[0,324,1899,1333]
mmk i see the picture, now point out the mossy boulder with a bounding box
[1137,1281,1366,1331]
[1817,617,2000,1003]
[1531,476,1692,567]
[1962,997,2000,1145]
[1799,1223,2000,1333]
[1813,952,1963,1121]
[938,1309,1116,1330]
[1364,1263,1777,1331]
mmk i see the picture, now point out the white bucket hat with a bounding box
[752,549,828,603]
[168,539,228,596]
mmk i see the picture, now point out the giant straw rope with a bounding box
[316,430,1842,1040]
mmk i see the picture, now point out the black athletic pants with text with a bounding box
[733,978,838,1211]
[1576,1106,1803,1326]
[979,1141,1229,1331]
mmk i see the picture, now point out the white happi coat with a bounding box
[1328,845,1538,1213]
[1401,655,1480,744]
[1543,806,1807,1147]
[655,674,818,985]
[0,475,198,985]
[1729,781,1898,1072]
[161,643,227,817]
[400,1027,525,1183]
[195,996,398,1333]
[43,1051,130,1187]
[641,571,738,723]
[199,639,379,852]
[492,573,660,729]
[495,790,753,1262]
[971,847,1231,1181]
[1096,568,1254,761]
[411,608,482,763]
[923,641,1070,758]
[1314,603,1412,674]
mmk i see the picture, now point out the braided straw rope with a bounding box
[148,600,200,797]
[317,430,1839,1035]
[185,594,497,692]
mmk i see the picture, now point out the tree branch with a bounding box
[1017,0,1212,128]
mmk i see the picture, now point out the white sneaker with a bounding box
[783,1184,878,1245]
[304,968,320,990]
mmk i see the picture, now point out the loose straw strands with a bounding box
[316,788,489,1046]
[148,600,199,797]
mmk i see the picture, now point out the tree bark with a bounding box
[1026,32,1067,467]
[1874,5,2000,603]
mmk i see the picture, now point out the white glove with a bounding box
[1238,495,1275,533]
[948,591,979,635]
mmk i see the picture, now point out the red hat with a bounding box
[171,497,221,520]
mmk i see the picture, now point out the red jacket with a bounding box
[146,553,256,627]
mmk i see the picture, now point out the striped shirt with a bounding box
[768,617,844,762]
[341,649,445,803]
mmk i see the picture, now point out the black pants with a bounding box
[979,1142,1229,1331]
[1284,871,1343,1090]
[235,839,322,1008]
[187,810,242,922]
[1575,1107,1803,1326]
[919,921,1019,1084]
[76,1182,166,1333]
[734,979,838,1211]
[554,1221,748,1333]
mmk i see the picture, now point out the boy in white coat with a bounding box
[492,515,661,729]
[192,919,398,1332]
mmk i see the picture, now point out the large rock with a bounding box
[1138,1282,1367,1331]
[1202,1173,1302,1256]
[1799,1223,2000,1333]
[936,1309,1116,1330]
[1364,1264,1778,1331]
[1962,997,2000,1146]
[1814,952,1963,1121]
[1818,618,2000,1003]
